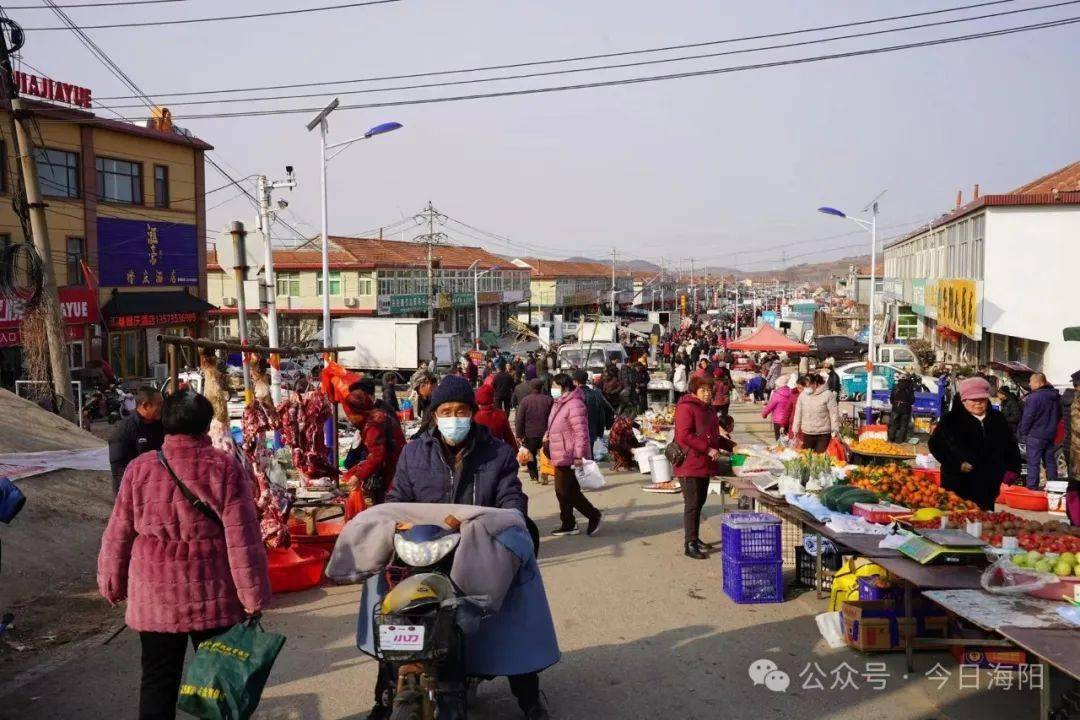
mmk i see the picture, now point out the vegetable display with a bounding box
[846,464,978,512]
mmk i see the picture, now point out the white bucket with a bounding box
[650,454,673,483]
[634,446,657,474]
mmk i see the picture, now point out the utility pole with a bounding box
[0,20,74,417]
[689,258,696,316]
[229,222,253,403]
[414,201,447,363]
[610,247,617,322]
[659,257,665,311]
[256,169,296,404]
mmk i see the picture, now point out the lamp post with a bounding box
[469,260,498,351]
[306,98,402,348]
[818,201,880,424]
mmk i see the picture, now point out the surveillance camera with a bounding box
[277,199,289,209]
[285,165,294,175]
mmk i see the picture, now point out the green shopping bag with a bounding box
[177,620,286,720]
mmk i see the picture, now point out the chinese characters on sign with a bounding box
[0,287,97,348]
[97,217,198,288]
[926,278,982,340]
[107,312,197,330]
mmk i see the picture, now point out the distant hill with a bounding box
[562,256,661,273]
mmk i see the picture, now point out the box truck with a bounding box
[332,317,438,375]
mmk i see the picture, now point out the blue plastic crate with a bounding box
[721,512,782,563]
[723,558,784,604]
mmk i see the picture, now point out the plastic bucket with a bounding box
[634,446,657,474]
[650,454,673,483]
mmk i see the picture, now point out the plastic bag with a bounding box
[538,449,554,478]
[516,446,534,466]
[592,437,609,461]
[980,556,1056,596]
[815,611,846,649]
[575,460,606,491]
[826,437,848,464]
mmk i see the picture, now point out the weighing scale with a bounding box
[897,529,988,565]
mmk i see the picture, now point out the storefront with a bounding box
[100,290,214,377]
[0,287,97,389]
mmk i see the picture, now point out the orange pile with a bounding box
[846,463,978,512]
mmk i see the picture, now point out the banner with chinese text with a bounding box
[97,217,199,287]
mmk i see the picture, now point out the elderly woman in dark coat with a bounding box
[929,377,1021,511]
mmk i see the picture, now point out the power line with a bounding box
[97,0,1021,100]
[101,0,1078,110]
[21,0,403,31]
[144,17,1080,121]
[6,0,192,8]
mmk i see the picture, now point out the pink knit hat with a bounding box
[958,377,991,401]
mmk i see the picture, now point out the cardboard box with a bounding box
[842,600,948,653]
[948,624,1028,669]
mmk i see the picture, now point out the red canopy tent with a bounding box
[727,324,810,353]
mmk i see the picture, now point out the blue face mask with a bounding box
[437,416,472,445]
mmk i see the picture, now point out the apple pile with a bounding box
[1011,550,1080,578]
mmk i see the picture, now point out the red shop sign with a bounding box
[0,323,84,349]
[107,311,197,330]
[0,287,98,329]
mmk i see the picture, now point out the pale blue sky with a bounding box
[13,0,1080,271]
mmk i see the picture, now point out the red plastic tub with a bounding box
[267,545,330,593]
[1001,485,1049,512]
[287,517,344,555]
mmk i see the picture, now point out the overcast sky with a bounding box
[14,0,1080,271]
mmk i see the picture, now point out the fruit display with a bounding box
[846,464,979,512]
[847,438,916,458]
[1009,549,1080,577]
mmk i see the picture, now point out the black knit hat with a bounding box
[430,375,476,410]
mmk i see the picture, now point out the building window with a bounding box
[358,276,373,295]
[209,316,232,341]
[68,341,85,371]
[276,271,300,296]
[153,165,169,208]
[317,270,341,296]
[36,148,79,198]
[66,236,84,285]
[96,157,143,204]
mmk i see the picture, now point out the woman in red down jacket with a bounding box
[473,382,519,451]
[98,390,271,720]
[674,375,734,560]
[545,372,602,537]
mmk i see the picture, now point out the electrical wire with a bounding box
[98,0,1021,100]
[21,0,403,31]
[7,0,192,7]
[101,0,1080,110]
[145,16,1080,120]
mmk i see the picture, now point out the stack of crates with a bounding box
[721,512,784,604]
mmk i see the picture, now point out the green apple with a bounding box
[1061,552,1077,566]
[1054,562,1073,577]
[1012,554,1029,567]
[1027,550,1044,564]
[1034,559,1054,573]
[1073,564,1080,577]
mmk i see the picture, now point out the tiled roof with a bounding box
[1009,160,1080,195]
[208,236,511,272]
[512,257,610,279]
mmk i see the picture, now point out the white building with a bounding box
[881,161,1080,383]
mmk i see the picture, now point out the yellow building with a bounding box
[0,96,212,386]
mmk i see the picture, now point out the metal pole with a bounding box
[610,247,616,322]
[230,222,253,403]
[319,121,332,350]
[865,208,878,424]
[167,343,178,395]
[257,176,282,404]
[474,265,481,351]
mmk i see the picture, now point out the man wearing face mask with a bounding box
[382,375,547,718]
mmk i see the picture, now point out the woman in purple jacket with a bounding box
[544,373,602,537]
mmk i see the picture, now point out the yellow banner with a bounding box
[930,278,981,339]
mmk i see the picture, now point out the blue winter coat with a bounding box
[388,425,528,515]
[1019,386,1062,441]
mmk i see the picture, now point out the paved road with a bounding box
[1,402,1040,719]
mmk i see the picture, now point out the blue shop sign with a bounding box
[97,217,199,287]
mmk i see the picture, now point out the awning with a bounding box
[101,291,215,331]
[1064,327,1080,342]
[727,324,810,353]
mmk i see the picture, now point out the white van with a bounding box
[557,342,628,373]
[875,344,922,374]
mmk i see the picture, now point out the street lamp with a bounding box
[468,260,499,351]
[306,98,402,348]
[818,200,880,424]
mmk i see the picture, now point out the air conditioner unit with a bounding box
[343,297,359,308]
[222,297,237,307]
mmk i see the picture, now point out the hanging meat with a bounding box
[276,388,338,483]
[241,400,290,549]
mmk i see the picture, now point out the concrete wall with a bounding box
[983,205,1080,384]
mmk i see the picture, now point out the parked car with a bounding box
[808,334,868,362]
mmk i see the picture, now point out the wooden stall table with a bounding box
[997,626,1080,719]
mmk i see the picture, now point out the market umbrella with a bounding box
[726,324,810,353]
